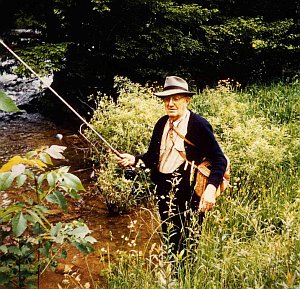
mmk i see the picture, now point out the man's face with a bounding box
[162,94,190,121]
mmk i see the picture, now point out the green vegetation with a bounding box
[0,90,20,113]
[0,145,96,288]
[84,77,299,288]
[2,0,299,105]
[84,76,163,214]
[14,42,70,77]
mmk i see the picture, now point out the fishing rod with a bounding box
[0,39,122,158]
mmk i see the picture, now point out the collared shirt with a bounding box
[158,110,190,173]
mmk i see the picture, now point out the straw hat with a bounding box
[154,76,195,98]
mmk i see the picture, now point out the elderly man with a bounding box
[117,76,227,255]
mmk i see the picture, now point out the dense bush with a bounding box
[84,76,163,213]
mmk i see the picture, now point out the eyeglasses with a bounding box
[162,95,186,103]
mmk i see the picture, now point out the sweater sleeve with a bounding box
[202,122,227,188]
[191,116,227,188]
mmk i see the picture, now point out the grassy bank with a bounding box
[85,78,300,289]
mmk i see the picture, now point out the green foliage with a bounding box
[243,81,300,124]
[0,145,96,288]
[87,76,163,154]
[0,91,20,113]
[191,79,300,197]
[4,0,299,101]
[205,17,295,50]
[102,200,300,288]
[84,76,163,213]
[85,78,299,288]
[13,42,70,77]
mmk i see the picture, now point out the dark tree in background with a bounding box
[1,0,299,113]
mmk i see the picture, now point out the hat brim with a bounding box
[154,89,195,98]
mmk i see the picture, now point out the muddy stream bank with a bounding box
[0,114,159,288]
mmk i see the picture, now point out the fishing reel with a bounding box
[124,167,137,180]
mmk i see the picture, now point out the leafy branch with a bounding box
[0,145,96,288]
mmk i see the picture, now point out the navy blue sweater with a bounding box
[137,110,227,188]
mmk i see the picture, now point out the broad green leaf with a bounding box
[73,241,94,254]
[16,174,27,187]
[50,223,65,243]
[0,245,8,254]
[12,212,27,237]
[45,145,67,159]
[0,172,15,191]
[26,150,38,159]
[25,169,35,179]
[8,245,22,255]
[27,209,47,229]
[50,222,62,237]
[72,225,90,238]
[20,244,31,256]
[37,173,46,186]
[39,152,53,165]
[46,171,57,187]
[85,236,97,244]
[58,166,70,173]
[69,189,80,200]
[46,191,67,212]
[61,173,85,191]
[0,90,20,112]
[39,240,52,256]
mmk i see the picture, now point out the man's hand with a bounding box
[199,184,217,212]
[116,153,136,168]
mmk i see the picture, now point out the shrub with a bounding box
[191,80,300,200]
[84,76,163,213]
[0,145,97,288]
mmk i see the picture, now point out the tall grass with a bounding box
[86,78,300,288]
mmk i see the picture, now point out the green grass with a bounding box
[85,78,300,289]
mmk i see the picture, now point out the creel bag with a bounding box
[194,155,231,198]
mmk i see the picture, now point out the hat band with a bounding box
[163,85,188,91]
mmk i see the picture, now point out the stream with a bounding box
[0,65,159,288]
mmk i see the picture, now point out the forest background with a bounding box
[0,0,299,113]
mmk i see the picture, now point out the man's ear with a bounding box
[185,96,191,104]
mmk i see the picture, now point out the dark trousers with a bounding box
[153,164,204,256]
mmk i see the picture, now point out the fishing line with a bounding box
[0,39,122,157]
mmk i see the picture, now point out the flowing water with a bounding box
[0,59,159,287]
[0,114,159,288]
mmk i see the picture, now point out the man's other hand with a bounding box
[199,184,217,212]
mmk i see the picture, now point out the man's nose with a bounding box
[169,97,174,105]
